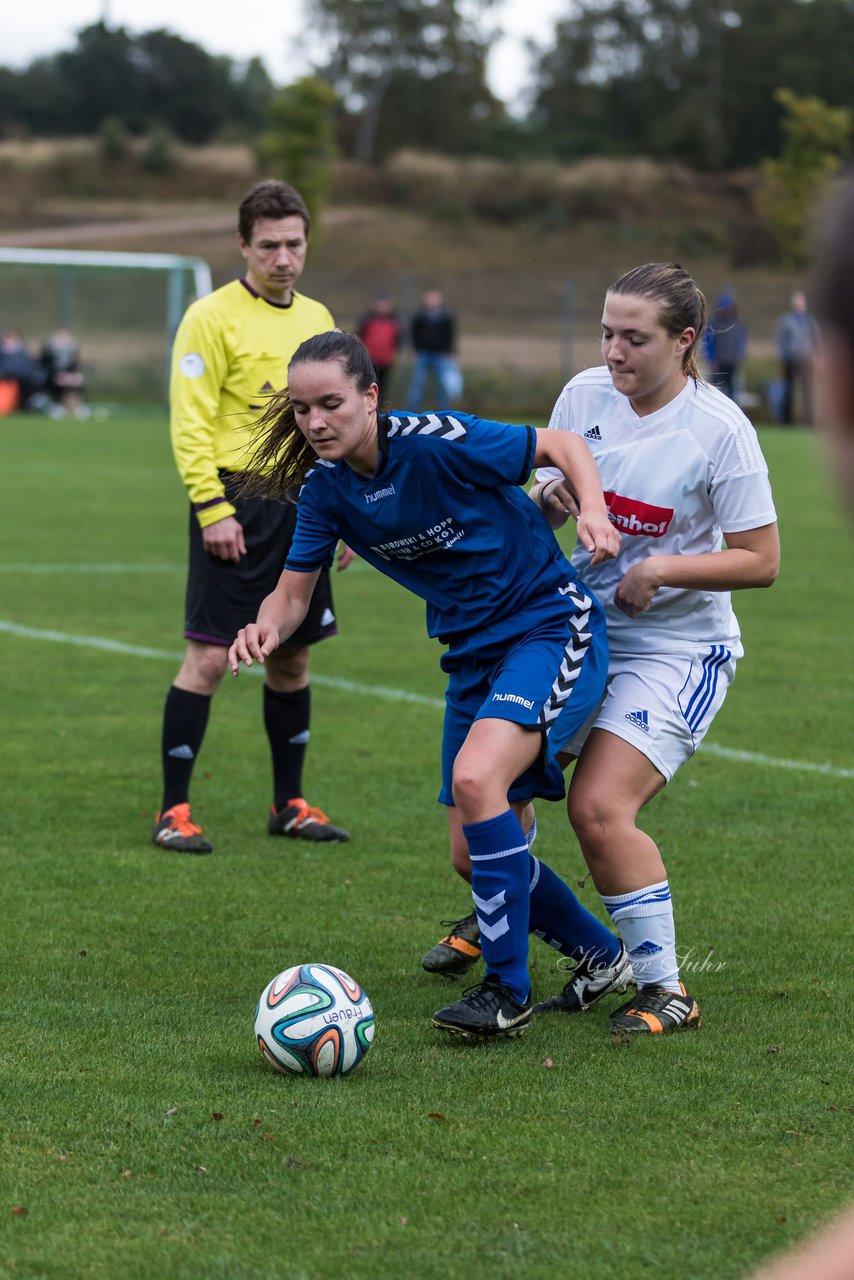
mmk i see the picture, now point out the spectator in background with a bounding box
[407,289,459,411]
[0,327,48,413]
[775,290,821,425]
[703,291,747,402]
[357,291,400,406]
[40,328,89,419]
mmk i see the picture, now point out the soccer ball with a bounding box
[254,963,375,1077]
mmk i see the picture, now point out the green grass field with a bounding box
[0,414,852,1280]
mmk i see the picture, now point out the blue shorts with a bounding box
[438,583,609,806]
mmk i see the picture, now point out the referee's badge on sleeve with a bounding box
[179,352,206,378]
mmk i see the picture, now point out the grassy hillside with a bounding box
[0,142,798,416]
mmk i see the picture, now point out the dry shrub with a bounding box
[0,137,257,204]
[330,160,388,205]
[383,150,752,228]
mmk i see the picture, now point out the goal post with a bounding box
[0,247,212,403]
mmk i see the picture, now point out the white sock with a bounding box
[601,880,680,991]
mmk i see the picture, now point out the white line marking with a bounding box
[0,560,372,576]
[0,619,445,709]
[1,618,851,780]
[699,742,854,780]
[0,564,184,575]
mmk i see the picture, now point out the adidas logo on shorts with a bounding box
[625,709,650,733]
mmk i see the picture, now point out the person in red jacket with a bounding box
[357,292,400,406]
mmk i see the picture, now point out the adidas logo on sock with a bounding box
[583,425,602,441]
[630,939,664,956]
[624,709,650,733]
[167,744,195,759]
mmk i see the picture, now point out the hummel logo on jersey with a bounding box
[492,692,535,710]
[167,744,195,759]
[625,709,650,733]
[364,482,396,504]
[629,939,663,956]
[583,425,602,441]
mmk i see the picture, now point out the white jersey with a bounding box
[538,366,777,655]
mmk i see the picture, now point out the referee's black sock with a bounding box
[264,684,310,811]
[160,685,211,813]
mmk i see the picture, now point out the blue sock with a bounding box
[529,855,622,967]
[463,810,531,1003]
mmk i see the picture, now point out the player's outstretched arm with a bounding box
[613,522,780,618]
[532,429,620,565]
[229,568,320,674]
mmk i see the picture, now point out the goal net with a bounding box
[0,248,212,404]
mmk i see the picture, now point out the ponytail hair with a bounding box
[241,330,378,499]
[608,262,707,380]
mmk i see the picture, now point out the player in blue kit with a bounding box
[228,330,624,1039]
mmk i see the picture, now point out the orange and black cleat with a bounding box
[608,982,700,1036]
[152,803,214,855]
[268,798,350,843]
[422,910,482,975]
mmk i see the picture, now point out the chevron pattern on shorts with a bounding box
[538,584,593,730]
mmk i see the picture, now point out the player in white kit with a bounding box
[532,262,780,1035]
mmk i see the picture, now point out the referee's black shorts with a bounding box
[183,472,338,648]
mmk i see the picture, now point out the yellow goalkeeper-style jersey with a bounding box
[169,278,334,529]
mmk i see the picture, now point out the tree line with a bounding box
[2,0,853,172]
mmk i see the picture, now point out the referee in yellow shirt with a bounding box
[153,180,350,853]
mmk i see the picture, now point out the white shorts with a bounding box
[563,642,741,781]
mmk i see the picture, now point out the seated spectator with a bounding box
[0,327,48,413]
[40,328,89,418]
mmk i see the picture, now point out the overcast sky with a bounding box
[5,0,568,109]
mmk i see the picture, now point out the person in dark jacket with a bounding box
[776,290,821,425]
[40,328,89,418]
[0,328,47,411]
[703,292,747,402]
[407,290,459,411]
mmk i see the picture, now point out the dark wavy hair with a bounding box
[607,262,708,380]
[237,180,311,243]
[242,331,378,499]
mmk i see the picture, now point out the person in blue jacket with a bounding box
[702,291,747,402]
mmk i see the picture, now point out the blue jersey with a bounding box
[285,412,576,640]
